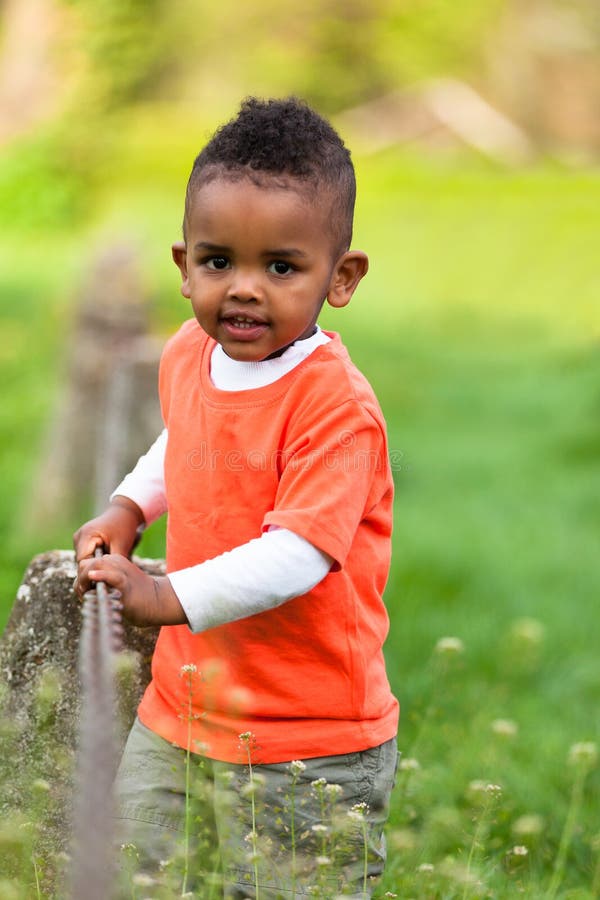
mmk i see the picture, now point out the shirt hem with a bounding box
[138,699,399,765]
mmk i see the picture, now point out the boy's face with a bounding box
[172,176,367,361]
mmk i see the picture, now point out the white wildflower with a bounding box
[217,770,236,786]
[325,783,343,799]
[491,718,518,738]
[510,617,545,646]
[347,810,363,822]
[399,757,420,772]
[241,780,261,798]
[132,873,156,887]
[512,813,544,837]
[32,779,51,793]
[485,783,502,798]
[467,779,487,796]
[347,801,369,821]
[120,843,138,856]
[435,636,465,655]
[568,741,598,769]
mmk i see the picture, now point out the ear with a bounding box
[172,241,191,299]
[326,251,369,309]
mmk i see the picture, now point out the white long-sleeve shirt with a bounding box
[113,328,333,632]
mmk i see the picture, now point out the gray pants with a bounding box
[114,718,398,898]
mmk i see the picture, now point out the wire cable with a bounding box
[69,548,123,900]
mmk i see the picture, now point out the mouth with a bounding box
[220,312,269,341]
[224,314,264,329]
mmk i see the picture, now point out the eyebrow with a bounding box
[263,247,308,258]
[193,241,230,252]
[192,241,308,259]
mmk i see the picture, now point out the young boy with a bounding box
[74,97,398,898]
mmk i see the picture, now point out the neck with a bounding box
[263,326,318,360]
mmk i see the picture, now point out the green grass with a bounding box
[1,147,599,895]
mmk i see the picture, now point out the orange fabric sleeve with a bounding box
[263,399,391,568]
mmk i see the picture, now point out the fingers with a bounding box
[74,554,129,598]
[73,528,105,564]
[74,560,186,628]
[74,529,130,562]
[73,504,144,563]
[74,557,101,597]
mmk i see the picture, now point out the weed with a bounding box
[546,742,598,899]
[239,731,261,899]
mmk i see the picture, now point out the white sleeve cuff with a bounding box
[168,528,333,633]
[110,429,168,525]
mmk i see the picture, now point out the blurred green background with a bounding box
[0,0,599,891]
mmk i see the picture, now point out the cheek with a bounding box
[189,277,216,301]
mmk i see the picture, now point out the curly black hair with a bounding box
[184,97,356,254]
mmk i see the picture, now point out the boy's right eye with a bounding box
[204,256,230,270]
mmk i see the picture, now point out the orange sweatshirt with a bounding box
[138,319,399,763]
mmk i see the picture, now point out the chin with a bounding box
[223,346,271,362]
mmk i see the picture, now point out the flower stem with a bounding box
[181,669,195,897]
[247,754,260,900]
[546,768,586,900]
[32,856,42,900]
[290,774,298,897]
[360,816,369,897]
[462,787,501,900]
[240,734,260,900]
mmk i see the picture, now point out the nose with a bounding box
[227,268,262,302]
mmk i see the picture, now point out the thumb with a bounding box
[74,533,105,563]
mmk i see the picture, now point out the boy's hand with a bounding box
[73,497,144,562]
[75,554,188,628]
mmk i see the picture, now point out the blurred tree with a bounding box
[0,0,67,144]
[62,0,174,110]
[298,0,394,112]
[378,0,505,86]
[485,0,600,156]
[163,0,506,116]
[0,0,176,228]
[1,0,597,231]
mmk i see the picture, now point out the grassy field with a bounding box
[1,147,599,896]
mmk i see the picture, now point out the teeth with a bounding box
[230,316,261,328]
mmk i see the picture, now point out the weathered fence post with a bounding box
[25,243,163,532]
[0,550,163,891]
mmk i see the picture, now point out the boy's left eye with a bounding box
[205,256,230,270]
[268,261,293,276]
